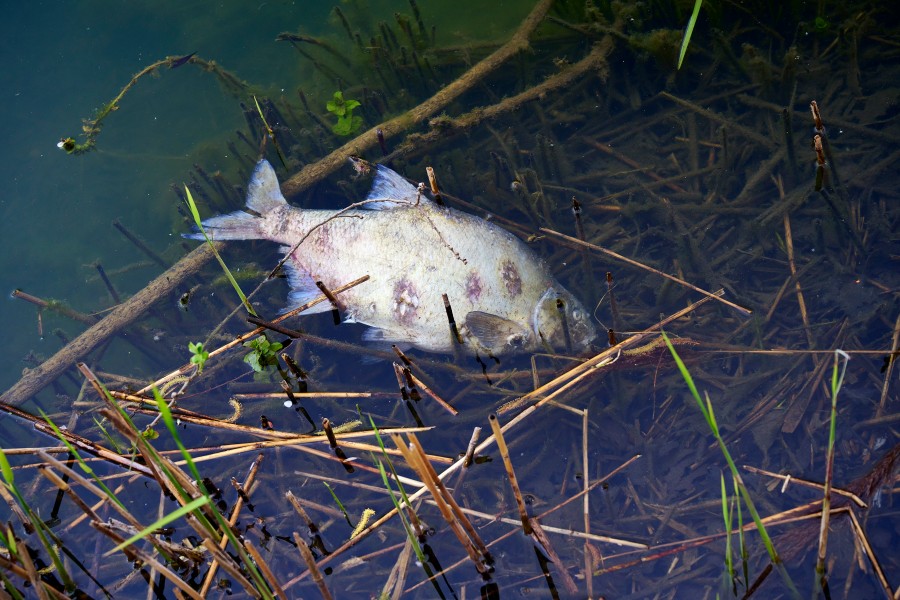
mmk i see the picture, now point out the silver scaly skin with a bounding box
[185,159,596,356]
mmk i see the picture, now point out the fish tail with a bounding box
[183,159,286,241]
[183,211,262,241]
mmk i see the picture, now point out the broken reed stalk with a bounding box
[199,452,265,596]
[11,289,97,325]
[781,211,814,348]
[408,432,491,561]
[391,432,490,574]
[278,0,556,198]
[293,531,334,600]
[243,540,288,599]
[487,413,531,535]
[539,227,751,315]
[463,427,481,468]
[112,219,171,269]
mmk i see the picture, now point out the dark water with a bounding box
[1,1,899,598]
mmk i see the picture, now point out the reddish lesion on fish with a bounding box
[312,226,332,252]
[500,259,522,297]
[392,277,420,325]
[465,271,484,303]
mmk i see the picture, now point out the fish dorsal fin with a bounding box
[246,159,288,214]
[465,311,531,353]
[363,164,423,210]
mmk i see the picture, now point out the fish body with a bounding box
[186,159,596,356]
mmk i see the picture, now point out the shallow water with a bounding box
[1,1,898,598]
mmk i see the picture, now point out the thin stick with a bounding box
[488,413,531,535]
[10,289,97,325]
[846,507,893,598]
[582,408,593,597]
[408,432,491,561]
[539,227,751,315]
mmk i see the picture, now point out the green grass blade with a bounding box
[324,481,353,527]
[184,185,257,316]
[663,332,800,598]
[678,0,703,69]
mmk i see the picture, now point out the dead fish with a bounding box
[184,159,596,356]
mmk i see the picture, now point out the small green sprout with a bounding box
[243,336,283,373]
[188,341,209,373]
[326,91,362,136]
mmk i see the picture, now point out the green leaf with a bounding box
[0,448,14,486]
[677,0,703,70]
[344,99,361,111]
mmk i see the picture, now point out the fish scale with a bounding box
[185,159,597,356]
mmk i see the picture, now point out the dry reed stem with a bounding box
[581,408,593,597]
[846,508,894,598]
[296,531,331,600]
[539,227,750,314]
[406,369,458,415]
[877,312,900,417]
[382,538,415,600]
[780,209,813,348]
[17,531,49,600]
[136,274,369,395]
[407,432,490,559]
[391,432,489,573]
[243,539,287,599]
[742,465,866,507]
[529,517,580,595]
[487,414,531,535]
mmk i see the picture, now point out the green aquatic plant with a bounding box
[188,341,209,373]
[326,91,362,135]
[243,336,283,373]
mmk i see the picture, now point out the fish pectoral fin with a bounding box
[281,262,332,315]
[361,326,408,344]
[464,311,531,353]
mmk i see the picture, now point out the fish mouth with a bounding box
[533,287,596,352]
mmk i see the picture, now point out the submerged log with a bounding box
[0,243,219,407]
